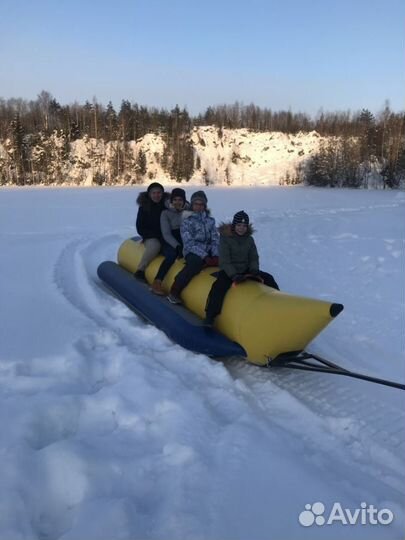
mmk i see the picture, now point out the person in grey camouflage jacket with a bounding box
[167,190,219,304]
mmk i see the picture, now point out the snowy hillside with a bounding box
[0,128,327,187]
[0,186,404,540]
[190,127,325,185]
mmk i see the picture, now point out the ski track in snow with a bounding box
[226,359,405,492]
[52,226,405,494]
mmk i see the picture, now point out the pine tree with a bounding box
[70,121,81,140]
[358,108,377,161]
[105,101,118,142]
[8,113,28,184]
[160,106,194,182]
[161,143,169,171]
[305,143,331,186]
[118,100,133,141]
[82,101,92,136]
[341,137,362,187]
[225,166,231,185]
[135,149,147,182]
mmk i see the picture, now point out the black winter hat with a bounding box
[232,210,249,226]
[190,190,208,205]
[170,187,186,202]
[147,182,164,194]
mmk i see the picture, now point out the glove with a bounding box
[204,256,219,267]
[175,245,183,258]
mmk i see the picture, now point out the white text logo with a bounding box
[298,502,394,527]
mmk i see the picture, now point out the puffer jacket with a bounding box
[181,210,219,259]
[218,223,259,278]
[160,202,190,248]
[135,191,170,240]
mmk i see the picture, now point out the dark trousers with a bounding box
[171,253,204,295]
[155,243,177,281]
[206,270,280,319]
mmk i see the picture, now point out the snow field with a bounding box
[0,186,404,540]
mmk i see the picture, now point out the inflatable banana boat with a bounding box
[97,238,343,366]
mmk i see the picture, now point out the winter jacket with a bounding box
[160,202,190,249]
[218,223,259,278]
[181,210,219,259]
[136,191,170,240]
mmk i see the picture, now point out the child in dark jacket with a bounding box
[135,182,169,281]
[204,211,279,326]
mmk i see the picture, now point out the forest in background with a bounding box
[1,91,404,188]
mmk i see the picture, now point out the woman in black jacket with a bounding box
[135,182,169,280]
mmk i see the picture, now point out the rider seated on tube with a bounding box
[134,182,170,282]
[150,188,190,296]
[203,211,279,327]
[167,190,219,304]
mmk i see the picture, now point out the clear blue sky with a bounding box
[0,0,404,116]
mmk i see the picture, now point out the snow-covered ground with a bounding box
[0,185,404,540]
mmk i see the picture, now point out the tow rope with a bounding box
[269,351,405,391]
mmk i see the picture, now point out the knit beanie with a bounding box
[190,190,208,205]
[170,187,186,202]
[147,182,164,194]
[232,210,249,226]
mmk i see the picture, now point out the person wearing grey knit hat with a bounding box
[167,190,219,304]
[190,190,208,208]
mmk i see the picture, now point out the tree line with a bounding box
[282,107,405,188]
[1,91,404,187]
[1,91,196,185]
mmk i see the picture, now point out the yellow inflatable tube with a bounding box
[118,238,343,366]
